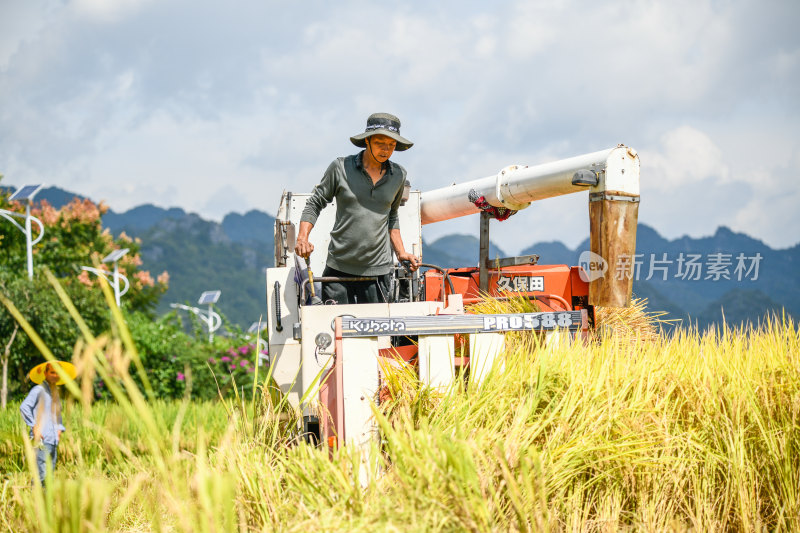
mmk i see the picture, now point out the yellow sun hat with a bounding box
[28,361,77,385]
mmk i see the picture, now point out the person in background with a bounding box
[20,361,74,486]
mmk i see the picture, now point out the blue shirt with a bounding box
[19,383,65,446]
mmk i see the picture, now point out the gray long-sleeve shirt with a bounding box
[300,151,406,276]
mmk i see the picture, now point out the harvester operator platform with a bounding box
[294,112,421,305]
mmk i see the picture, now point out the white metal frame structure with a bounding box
[171,291,222,343]
[248,321,269,365]
[81,248,131,307]
[1,185,45,280]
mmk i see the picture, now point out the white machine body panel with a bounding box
[418,335,455,390]
[265,266,303,405]
[269,343,302,406]
[340,336,380,448]
[265,267,299,346]
[468,332,505,389]
[595,145,640,196]
[266,290,455,412]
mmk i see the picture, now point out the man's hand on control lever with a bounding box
[294,221,314,259]
[397,252,421,272]
[294,238,314,259]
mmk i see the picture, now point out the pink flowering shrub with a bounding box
[204,342,268,395]
[2,191,169,315]
[134,270,155,288]
[77,270,94,287]
[1,184,176,399]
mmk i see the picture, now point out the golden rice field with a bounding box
[0,297,798,532]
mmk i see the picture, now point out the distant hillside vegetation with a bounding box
[422,234,506,268]
[5,185,276,327]
[522,224,799,329]
[105,205,276,326]
[6,185,796,330]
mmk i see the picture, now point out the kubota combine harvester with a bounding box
[265,145,640,467]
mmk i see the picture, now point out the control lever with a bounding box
[305,252,324,305]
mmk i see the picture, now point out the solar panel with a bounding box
[102,248,129,263]
[198,290,221,305]
[8,184,43,202]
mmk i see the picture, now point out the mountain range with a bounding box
[425,226,799,329]
[5,185,797,330]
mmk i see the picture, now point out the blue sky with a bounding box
[1,0,798,253]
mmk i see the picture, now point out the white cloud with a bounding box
[0,0,59,70]
[202,185,250,221]
[71,0,154,23]
[643,126,729,189]
[636,122,800,249]
[0,0,798,252]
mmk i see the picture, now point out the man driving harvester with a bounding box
[295,112,421,304]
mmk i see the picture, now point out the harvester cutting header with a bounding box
[265,113,640,460]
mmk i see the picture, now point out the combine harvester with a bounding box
[265,144,640,462]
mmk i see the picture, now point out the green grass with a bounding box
[1,278,798,531]
[0,399,230,474]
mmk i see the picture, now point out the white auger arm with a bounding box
[421,145,640,224]
[420,145,641,308]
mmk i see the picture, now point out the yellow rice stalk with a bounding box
[465,291,541,315]
[2,277,798,531]
[595,297,674,342]
[468,291,668,342]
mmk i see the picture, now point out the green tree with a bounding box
[124,311,198,399]
[0,179,169,404]
[0,270,110,401]
[111,310,267,401]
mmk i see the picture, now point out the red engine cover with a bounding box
[424,265,589,313]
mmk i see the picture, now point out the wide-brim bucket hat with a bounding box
[350,112,413,151]
[28,361,77,385]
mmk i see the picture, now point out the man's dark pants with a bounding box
[321,266,391,305]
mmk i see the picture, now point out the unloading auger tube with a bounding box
[420,144,641,308]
